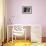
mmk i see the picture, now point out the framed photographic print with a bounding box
[22,6,32,14]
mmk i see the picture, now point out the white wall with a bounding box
[32,0,46,37]
[7,0,46,37]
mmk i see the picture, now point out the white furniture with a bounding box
[7,24,42,43]
[31,25,42,43]
[12,25,25,42]
[7,24,31,43]
[7,24,27,43]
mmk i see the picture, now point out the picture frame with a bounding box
[22,6,32,14]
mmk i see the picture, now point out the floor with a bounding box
[3,40,31,46]
[3,40,46,46]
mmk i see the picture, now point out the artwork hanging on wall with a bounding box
[22,6,32,14]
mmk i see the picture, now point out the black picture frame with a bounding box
[22,6,32,14]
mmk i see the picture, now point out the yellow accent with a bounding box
[3,40,31,46]
[3,40,46,46]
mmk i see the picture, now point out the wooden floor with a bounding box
[42,37,46,42]
[3,40,46,46]
[3,40,31,46]
[3,37,46,46]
